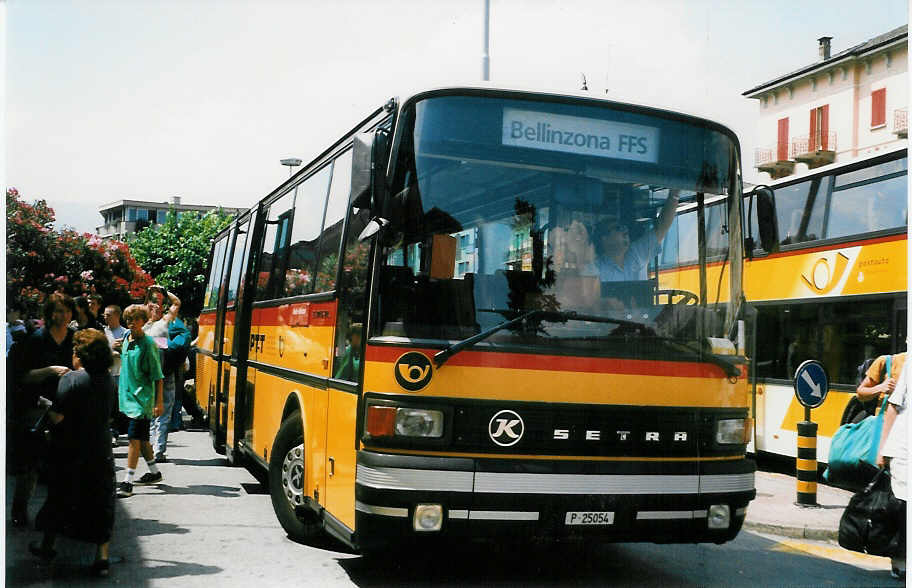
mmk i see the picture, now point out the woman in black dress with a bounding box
[29,328,115,577]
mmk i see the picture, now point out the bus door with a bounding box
[223,219,255,462]
[202,232,230,451]
[211,223,246,452]
[323,150,368,530]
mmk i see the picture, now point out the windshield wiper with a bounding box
[435,309,742,379]
[434,309,652,368]
[652,336,742,379]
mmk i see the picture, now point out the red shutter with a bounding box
[777,118,789,161]
[809,109,817,151]
[821,105,829,150]
[872,88,886,127]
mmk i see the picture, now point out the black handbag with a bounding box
[838,467,905,557]
[25,397,54,461]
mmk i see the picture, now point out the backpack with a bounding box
[840,356,888,425]
[162,318,191,375]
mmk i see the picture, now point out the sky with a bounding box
[6,0,909,234]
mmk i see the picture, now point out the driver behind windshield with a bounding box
[595,189,679,282]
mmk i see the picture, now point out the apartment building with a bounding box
[743,25,907,179]
[96,196,246,240]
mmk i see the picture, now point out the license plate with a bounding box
[565,511,614,525]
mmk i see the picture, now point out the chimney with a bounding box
[818,36,832,61]
[171,195,181,206]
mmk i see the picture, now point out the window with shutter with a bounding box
[777,118,789,160]
[872,88,886,127]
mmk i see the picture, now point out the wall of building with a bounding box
[751,39,907,181]
[856,44,908,156]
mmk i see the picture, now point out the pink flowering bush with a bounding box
[7,187,154,316]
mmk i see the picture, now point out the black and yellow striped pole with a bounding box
[796,420,818,506]
[793,360,828,508]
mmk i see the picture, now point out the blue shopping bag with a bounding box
[824,394,889,486]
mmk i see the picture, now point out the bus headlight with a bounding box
[715,418,751,444]
[395,408,444,438]
[413,504,443,531]
[707,504,730,529]
[366,404,444,438]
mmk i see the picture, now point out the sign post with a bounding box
[793,360,829,507]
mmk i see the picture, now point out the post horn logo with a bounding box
[802,251,850,295]
[394,352,433,391]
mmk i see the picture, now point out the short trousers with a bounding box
[126,417,151,441]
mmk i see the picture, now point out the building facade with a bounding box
[743,25,907,179]
[96,196,246,240]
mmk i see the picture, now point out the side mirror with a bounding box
[351,128,391,240]
[753,186,779,254]
[350,132,374,210]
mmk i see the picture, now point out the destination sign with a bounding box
[502,108,660,163]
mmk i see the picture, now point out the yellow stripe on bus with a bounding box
[364,362,749,408]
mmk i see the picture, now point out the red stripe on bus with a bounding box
[365,346,728,378]
[199,312,216,326]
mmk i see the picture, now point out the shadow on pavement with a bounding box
[166,457,227,467]
[338,532,899,587]
[149,483,241,498]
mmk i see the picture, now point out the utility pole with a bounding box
[482,0,490,81]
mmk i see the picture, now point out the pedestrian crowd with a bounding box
[6,286,204,577]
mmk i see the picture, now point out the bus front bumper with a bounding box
[354,451,756,550]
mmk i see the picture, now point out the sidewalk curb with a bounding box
[744,521,837,542]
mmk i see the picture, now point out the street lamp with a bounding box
[280,157,302,177]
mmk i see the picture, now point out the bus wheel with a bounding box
[269,412,320,541]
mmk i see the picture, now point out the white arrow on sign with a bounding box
[801,371,822,398]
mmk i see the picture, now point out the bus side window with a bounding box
[281,165,332,298]
[332,151,371,383]
[315,150,353,293]
[204,235,228,312]
[255,190,296,301]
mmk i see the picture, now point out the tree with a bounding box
[6,188,154,317]
[128,208,234,318]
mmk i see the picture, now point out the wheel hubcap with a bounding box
[281,443,305,507]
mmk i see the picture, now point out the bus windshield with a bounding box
[376,93,740,358]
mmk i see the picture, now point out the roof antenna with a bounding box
[580,73,588,91]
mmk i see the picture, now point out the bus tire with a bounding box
[269,411,321,541]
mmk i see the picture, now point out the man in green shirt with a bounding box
[116,304,164,498]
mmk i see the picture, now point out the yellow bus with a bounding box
[658,145,907,464]
[197,86,758,551]
[746,146,907,463]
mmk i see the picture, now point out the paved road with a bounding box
[5,426,899,587]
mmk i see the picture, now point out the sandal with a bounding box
[91,559,110,577]
[28,541,57,561]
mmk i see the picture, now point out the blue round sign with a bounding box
[794,360,829,409]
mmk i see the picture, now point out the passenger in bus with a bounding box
[876,358,908,579]
[857,351,907,414]
[595,189,679,282]
[10,293,76,527]
[334,323,362,382]
[116,304,164,498]
[550,219,600,309]
[143,288,183,463]
[29,328,115,577]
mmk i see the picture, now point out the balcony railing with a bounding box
[792,132,837,156]
[791,132,837,169]
[754,144,796,178]
[894,108,907,137]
